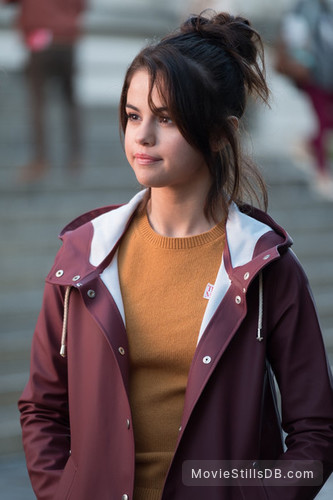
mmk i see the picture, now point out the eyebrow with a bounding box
[125,103,169,113]
[125,103,140,112]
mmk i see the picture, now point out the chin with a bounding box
[134,175,165,189]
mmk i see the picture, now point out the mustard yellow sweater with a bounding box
[118,211,225,500]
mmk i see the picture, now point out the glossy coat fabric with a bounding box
[18,191,333,500]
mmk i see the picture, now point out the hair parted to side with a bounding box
[119,10,270,220]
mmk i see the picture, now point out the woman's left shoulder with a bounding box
[267,247,309,285]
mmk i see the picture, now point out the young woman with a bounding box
[18,11,333,500]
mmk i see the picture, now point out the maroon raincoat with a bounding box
[19,191,333,499]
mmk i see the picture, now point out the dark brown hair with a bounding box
[119,11,270,220]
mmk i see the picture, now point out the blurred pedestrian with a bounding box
[3,0,85,182]
[19,10,333,500]
[275,0,333,199]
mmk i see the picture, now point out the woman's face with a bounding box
[124,69,211,196]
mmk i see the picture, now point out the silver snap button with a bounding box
[244,272,250,280]
[55,269,64,277]
[118,347,125,356]
[203,356,211,364]
[87,289,96,298]
[235,295,241,304]
[179,425,182,432]
[72,275,81,282]
[263,254,270,260]
[126,418,130,429]
[122,495,129,500]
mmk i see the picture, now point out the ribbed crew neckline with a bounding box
[134,212,225,249]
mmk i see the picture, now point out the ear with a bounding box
[211,116,239,152]
[228,115,239,131]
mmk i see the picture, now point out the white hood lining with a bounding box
[90,190,145,267]
[90,190,145,321]
[197,205,271,342]
[90,193,272,340]
[226,204,272,269]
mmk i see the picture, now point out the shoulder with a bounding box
[46,190,147,282]
[265,247,309,289]
[263,248,317,336]
[59,204,122,238]
[45,204,122,285]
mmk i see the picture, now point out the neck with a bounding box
[146,188,223,237]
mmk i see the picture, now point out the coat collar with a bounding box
[46,190,145,286]
[47,191,292,303]
[86,196,292,272]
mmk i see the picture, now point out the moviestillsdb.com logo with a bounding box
[182,460,323,487]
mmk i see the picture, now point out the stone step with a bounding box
[269,206,333,233]
[0,329,32,365]
[0,404,24,456]
[1,313,37,344]
[300,260,333,287]
[0,171,138,205]
[267,181,333,209]
[321,327,333,353]
[291,232,333,259]
[268,186,314,209]
[0,289,43,324]
[0,373,28,406]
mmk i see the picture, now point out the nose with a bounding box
[135,120,155,146]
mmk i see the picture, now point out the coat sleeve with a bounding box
[264,250,333,499]
[18,282,70,500]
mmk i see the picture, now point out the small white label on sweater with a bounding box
[203,283,214,300]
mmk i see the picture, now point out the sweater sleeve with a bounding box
[18,282,70,500]
[264,250,333,499]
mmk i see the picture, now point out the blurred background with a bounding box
[0,0,333,498]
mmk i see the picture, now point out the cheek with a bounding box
[176,139,201,163]
[167,134,189,157]
[124,129,132,158]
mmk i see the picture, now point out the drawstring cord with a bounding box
[256,272,264,342]
[60,286,72,357]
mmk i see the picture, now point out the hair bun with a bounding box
[181,11,259,65]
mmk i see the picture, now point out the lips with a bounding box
[134,153,161,165]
